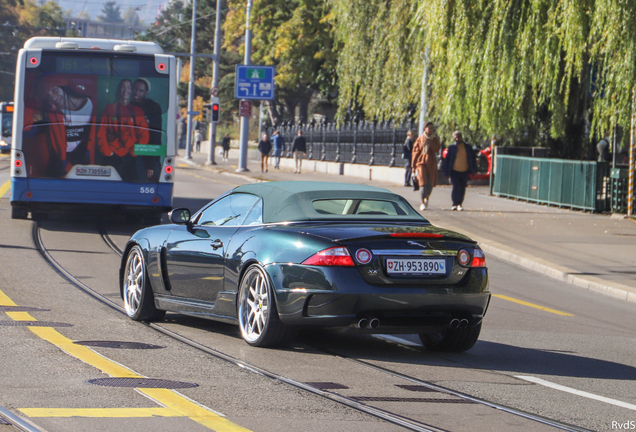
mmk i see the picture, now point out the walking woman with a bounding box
[411,122,441,210]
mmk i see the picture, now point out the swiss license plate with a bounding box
[386,258,446,275]
[76,167,112,177]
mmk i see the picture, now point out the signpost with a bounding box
[235,65,275,100]
[240,100,252,117]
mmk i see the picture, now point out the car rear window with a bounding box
[312,199,408,216]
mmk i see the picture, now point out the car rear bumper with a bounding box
[266,263,490,331]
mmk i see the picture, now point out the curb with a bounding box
[179,156,636,306]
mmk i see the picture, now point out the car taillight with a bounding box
[471,248,486,267]
[302,246,354,266]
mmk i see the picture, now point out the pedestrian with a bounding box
[291,130,307,174]
[271,129,285,169]
[194,129,203,153]
[411,122,441,210]
[258,132,272,173]
[444,131,476,211]
[596,134,611,162]
[221,133,230,161]
[403,130,414,186]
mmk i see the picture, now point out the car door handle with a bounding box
[211,240,223,250]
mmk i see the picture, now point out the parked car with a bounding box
[120,182,490,351]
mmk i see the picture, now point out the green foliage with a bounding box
[331,0,636,157]
[331,0,421,123]
[0,0,65,101]
[224,0,336,123]
[97,1,124,24]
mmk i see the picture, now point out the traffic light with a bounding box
[211,102,220,123]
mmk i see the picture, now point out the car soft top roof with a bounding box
[232,181,427,224]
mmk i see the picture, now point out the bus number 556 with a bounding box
[140,187,155,194]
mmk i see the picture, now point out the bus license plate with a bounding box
[386,259,446,275]
[76,167,112,177]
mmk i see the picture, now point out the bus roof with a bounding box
[23,37,163,54]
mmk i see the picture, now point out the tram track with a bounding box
[31,222,593,432]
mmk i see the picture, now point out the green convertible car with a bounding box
[120,182,490,352]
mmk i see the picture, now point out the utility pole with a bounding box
[185,0,198,159]
[237,0,253,172]
[206,0,222,166]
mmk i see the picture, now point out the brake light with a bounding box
[390,233,443,238]
[302,247,354,266]
[14,160,22,167]
[165,165,173,173]
[472,248,486,267]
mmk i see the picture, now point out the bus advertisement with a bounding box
[0,102,13,154]
[10,37,176,221]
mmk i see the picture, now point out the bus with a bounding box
[0,102,13,154]
[10,37,177,222]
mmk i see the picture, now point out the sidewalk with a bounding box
[179,149,636,305]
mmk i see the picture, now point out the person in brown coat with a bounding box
[411,121,441,210]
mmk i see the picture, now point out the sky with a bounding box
[55,0,168,24]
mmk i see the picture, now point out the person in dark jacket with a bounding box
[444,131,476,211]
[258,132,272,173]
[403,130,414,186]
[221,133,231,161]
[291,130,307,174]
[271,130,285,169]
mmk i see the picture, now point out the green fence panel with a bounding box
[493,155,610,212]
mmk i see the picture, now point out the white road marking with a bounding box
[374,334,422,347]
[516,376,636,411]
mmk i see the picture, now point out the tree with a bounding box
[122,7,141,26]
[223,0,336,125]
[0,0,65,101]
[331,0,636,159]
[136,0,237,121]
[330,0,421,124]
[97,1,123,24]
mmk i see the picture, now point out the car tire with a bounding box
[238,264,294,347]
[122,245,165,322]
[419,321,482,352]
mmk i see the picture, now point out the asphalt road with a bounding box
[0,155,635,432]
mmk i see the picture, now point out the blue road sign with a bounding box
[235,65,275,100]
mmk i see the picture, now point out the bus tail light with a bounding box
[25,191,32,199]
[152,196,160,204]
[165,165,173,174]
[29,57,38,65]
[14,160,22,167]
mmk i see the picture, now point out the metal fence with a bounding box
[493,155,612,212]
[266,122,419,167]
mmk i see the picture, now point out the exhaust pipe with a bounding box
[459,319,469,329]
[368,318,380,329]
[449,318,460,329]
[356,318,368,328]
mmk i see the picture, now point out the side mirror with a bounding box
[168,208,191,224]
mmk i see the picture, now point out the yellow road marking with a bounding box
[492,294,575,316]
[20,407,182,418]
[0,288,250,431]
[0,180,9,199]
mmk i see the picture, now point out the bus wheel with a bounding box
[11,207,28,220]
